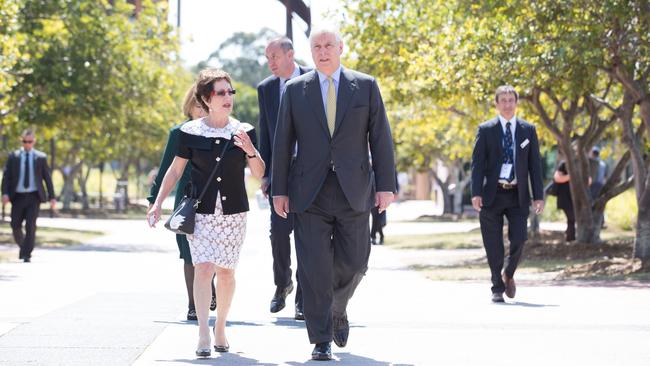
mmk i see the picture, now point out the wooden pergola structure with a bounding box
[277,0,311,41]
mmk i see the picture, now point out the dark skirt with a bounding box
[175,182,193,265]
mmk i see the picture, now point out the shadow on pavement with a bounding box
[160,353,276,365]
[286,352,411,365]
[271,316,307,329]
[500,301,559,308]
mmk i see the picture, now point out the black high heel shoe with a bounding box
[213,324,229,353]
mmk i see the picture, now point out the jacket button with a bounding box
[221,196,227,200]
[215,157,221,161]
[215,140,220,144]
[216,177,222,182]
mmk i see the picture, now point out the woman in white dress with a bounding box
[147,68,265,357]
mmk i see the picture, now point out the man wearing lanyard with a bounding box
[471,85,544,303]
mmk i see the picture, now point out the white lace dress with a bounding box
[180,118,247,269]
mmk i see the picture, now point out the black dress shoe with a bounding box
[503,274,516,299]
[294,307,305,320]
[332,315,349,348]
[491,292,505,303]
[23,257,31,263]
[270,282,293,313]
[311,342,332,361]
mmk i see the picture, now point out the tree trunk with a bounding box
[528,211,540,238]
[634,202,650,265]
[432,173,452,214]
[77,163,92,211]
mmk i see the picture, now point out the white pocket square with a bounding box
[520,139,530,148]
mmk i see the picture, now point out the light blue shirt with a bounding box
[279,63,301,100]
[16,149,37,193]
[498,115,518,184]
[317,66,342,114]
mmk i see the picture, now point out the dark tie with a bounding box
[23,151,30,188]
[503,122,515,182]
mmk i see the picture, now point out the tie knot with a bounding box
[327,76,333,83]
[506,121,511,129]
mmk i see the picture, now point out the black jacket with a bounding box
[257,65,311,184]
[471,117,544,208]
[177,122,257,215]
[2,148,55,203]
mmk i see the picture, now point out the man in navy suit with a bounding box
[2,129,56,262]
[471,85,544,303]
[257,37,311,320]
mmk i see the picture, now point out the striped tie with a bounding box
[326,76,336,136]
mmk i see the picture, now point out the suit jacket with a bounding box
[471,117,544,208]
[147,121,193,207]
[271,67,396,213]
[2,148,55,203]
[257,65,312,186]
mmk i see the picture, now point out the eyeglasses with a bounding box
[22,140,34,144]
[212,89,236,97]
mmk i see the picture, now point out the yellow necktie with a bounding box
[326,76,336,136]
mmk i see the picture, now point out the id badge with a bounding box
[500,164,513,179]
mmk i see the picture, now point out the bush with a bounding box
[605,189,637,231]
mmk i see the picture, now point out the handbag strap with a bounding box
[195,134,234,206]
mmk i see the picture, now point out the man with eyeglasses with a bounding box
[2,128,56,262]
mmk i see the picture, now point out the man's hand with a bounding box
[260,178,270,198]
[471,196,483,212]
[273,196,289,218]
[2,195,9,205]
[49,199,56,210]
[533,200,545,215]
[375,191,394,214]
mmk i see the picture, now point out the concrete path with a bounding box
[1,202,649,365]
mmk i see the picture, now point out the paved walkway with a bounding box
[1,202,650,365]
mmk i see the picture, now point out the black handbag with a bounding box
[164,136,233,235]
[544,181,558,196]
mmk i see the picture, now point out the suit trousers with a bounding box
[268,196,302,308]
[11,192,41,260]
[479,188,528,294]
[294,171,371,344]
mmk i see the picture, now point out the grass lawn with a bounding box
[384,231,483,250]
[387,227,647,282]
[0,224,105,261]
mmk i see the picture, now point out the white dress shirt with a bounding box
[498,115,517,184]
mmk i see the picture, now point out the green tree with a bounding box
[341,0,636,243]
[12,0,185,209]
[0,0,27,133]
[196,28,280,88]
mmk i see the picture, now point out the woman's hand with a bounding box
[146,203,162,228]
[233,129,256,156]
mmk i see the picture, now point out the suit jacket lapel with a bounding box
[304,72,330,137]
[493,118,504,161]
[333,69,358,135]
[514,119,525,169]
[269,78,280,123]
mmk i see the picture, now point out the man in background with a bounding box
[2,128,56,262]
[257,37,311,320]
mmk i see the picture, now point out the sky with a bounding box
[167,0,344,68]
